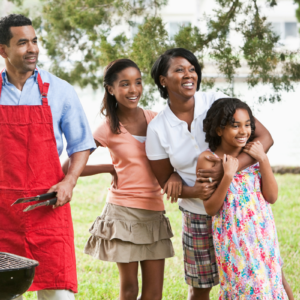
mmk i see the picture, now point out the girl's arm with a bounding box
[163,172,182,203]
[80,164,115,176]
[243,141,278,204]
[149,158,218,200]
[62,139,117,187]
[81,163,118,189]
[197,151,238,216]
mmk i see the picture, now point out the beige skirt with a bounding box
[84,203,175,263]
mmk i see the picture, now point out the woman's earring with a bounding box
[111,94,114,96]
[162,85,165,88]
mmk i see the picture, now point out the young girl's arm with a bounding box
[197,151,238,216]
[243,141,278,204]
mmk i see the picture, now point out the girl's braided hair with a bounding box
[203,98,255,151]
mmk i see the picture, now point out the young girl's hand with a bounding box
[163,172,182,203]
[243,141,267,162]
[110,167,118,189]
[223,154,238,179]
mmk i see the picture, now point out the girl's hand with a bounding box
[223,154,238,179]
[163,172,182,203]
[110,167,118,189]
[243,141,267,162]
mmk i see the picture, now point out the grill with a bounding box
[0,252,38,271]
[0,252,39,300]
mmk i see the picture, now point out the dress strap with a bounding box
[207,148,219,158]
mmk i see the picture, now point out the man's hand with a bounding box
[48,177,76,208]
[49,150,90,208]
[197,155,223,182]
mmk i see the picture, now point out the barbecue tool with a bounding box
[12,192,57,212]
[0,252,39,300]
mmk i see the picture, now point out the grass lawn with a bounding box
[23,174,300,299]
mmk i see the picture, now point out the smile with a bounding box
[25,56,37,62]
[127,96,139,102]
[236,137,247,143]
[182,82,194,89]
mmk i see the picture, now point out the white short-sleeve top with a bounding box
[146,91,228,215]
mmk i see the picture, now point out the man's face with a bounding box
[0,25,39,73]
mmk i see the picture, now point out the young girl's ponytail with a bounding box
[101,59,141,134]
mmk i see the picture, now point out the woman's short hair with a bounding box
[151,48,201,99]
[203,98,256,151]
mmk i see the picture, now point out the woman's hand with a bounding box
[163,172,182,203]
[223,154,238,179]
[110,167,118,189]
[197,155,224,183]
[243,141,267,163]
[193,180,218,200]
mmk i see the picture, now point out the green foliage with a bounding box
[296,0,300,25]
[130,17,169,105]
[8,0,300,105]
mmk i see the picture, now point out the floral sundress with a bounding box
[212,159,288,299]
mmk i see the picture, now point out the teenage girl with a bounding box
[71,59,178,300]
[196,98,293,299]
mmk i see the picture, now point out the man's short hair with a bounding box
[0,14,32,46]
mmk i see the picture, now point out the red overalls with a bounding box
[0,71,77,293]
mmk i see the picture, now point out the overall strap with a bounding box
[37,71,50,105]
[0,68,50,105]
[0,68,4,99]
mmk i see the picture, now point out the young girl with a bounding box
[196,98,291,299]
[74,59,177,300]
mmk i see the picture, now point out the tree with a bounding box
[9,0,300,105]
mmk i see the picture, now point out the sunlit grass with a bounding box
[23,174,300,299]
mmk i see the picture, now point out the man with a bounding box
[0,14,96,300]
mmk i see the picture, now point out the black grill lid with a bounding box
[0,252,39,272]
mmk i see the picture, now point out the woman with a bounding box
[145,48,274,300]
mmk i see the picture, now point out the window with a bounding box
[271,22,283,39]
[285,22,298,38]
